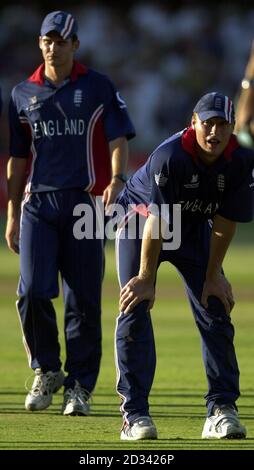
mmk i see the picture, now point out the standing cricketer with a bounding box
[6,10,135,415]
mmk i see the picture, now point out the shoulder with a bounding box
[11,80,27,98]
[150,130,187,167]
[86,68,115,86]
[10,79,37,115]
[11,76,37,100]
[227,144,254,191]
[232,144,254,169]
[234,144,254,158]
[10,81,28,111]
[84,68,118,103]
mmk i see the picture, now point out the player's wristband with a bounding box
[112,173,128,183]
[241,78,254,90]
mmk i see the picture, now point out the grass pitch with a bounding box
[0,223,253,451]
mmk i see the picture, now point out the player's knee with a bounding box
[117,306,152,341]
[17,279,59,298]
[206,296,232,324]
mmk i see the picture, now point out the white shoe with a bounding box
[202,405,246,439]
[25,368,65,411]
[121,416,158,440]
[62,381,91,416]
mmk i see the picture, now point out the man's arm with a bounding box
[102,136,128,210]
[235,40,254,134]
[5,157,27,253]
[201,214,236,315]
[120,214,163,314]
[0,87,2,117]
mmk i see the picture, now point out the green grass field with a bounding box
[0,223,253,451]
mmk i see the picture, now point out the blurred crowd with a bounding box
[0,1,254,155]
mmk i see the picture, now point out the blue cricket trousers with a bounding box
[115,213,240,423]
[17,189,104,391]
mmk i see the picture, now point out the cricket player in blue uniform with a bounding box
[115,92,254,440]
[5,11,135,415]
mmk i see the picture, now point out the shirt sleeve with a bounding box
[100,76,135,142]
[9,92,31,158]
[218,158,254,222]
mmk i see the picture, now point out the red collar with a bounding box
[181,127,239,163]
[27,60,88,86]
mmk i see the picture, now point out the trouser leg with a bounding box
[115,215,156,423]
[18,197,61,371]
[17,296,61,372]
[173,257,240,416]
[61,195,103,391]
[116,305,156,423]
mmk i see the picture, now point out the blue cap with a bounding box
[40,11,78,40]
[193,92,235,124]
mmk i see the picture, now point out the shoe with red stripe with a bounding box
[121,416,157,440]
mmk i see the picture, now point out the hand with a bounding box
[201,273,234,316]
[102,178,125,215]
[120,276,155,314]
[5,215,20,254]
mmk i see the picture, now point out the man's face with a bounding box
[192,113,234,165]
[39,31,79,68]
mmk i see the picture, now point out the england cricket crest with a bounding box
[217,174,225,192]
[74,89,83,107]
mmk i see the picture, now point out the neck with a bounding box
[44,62,73,85]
